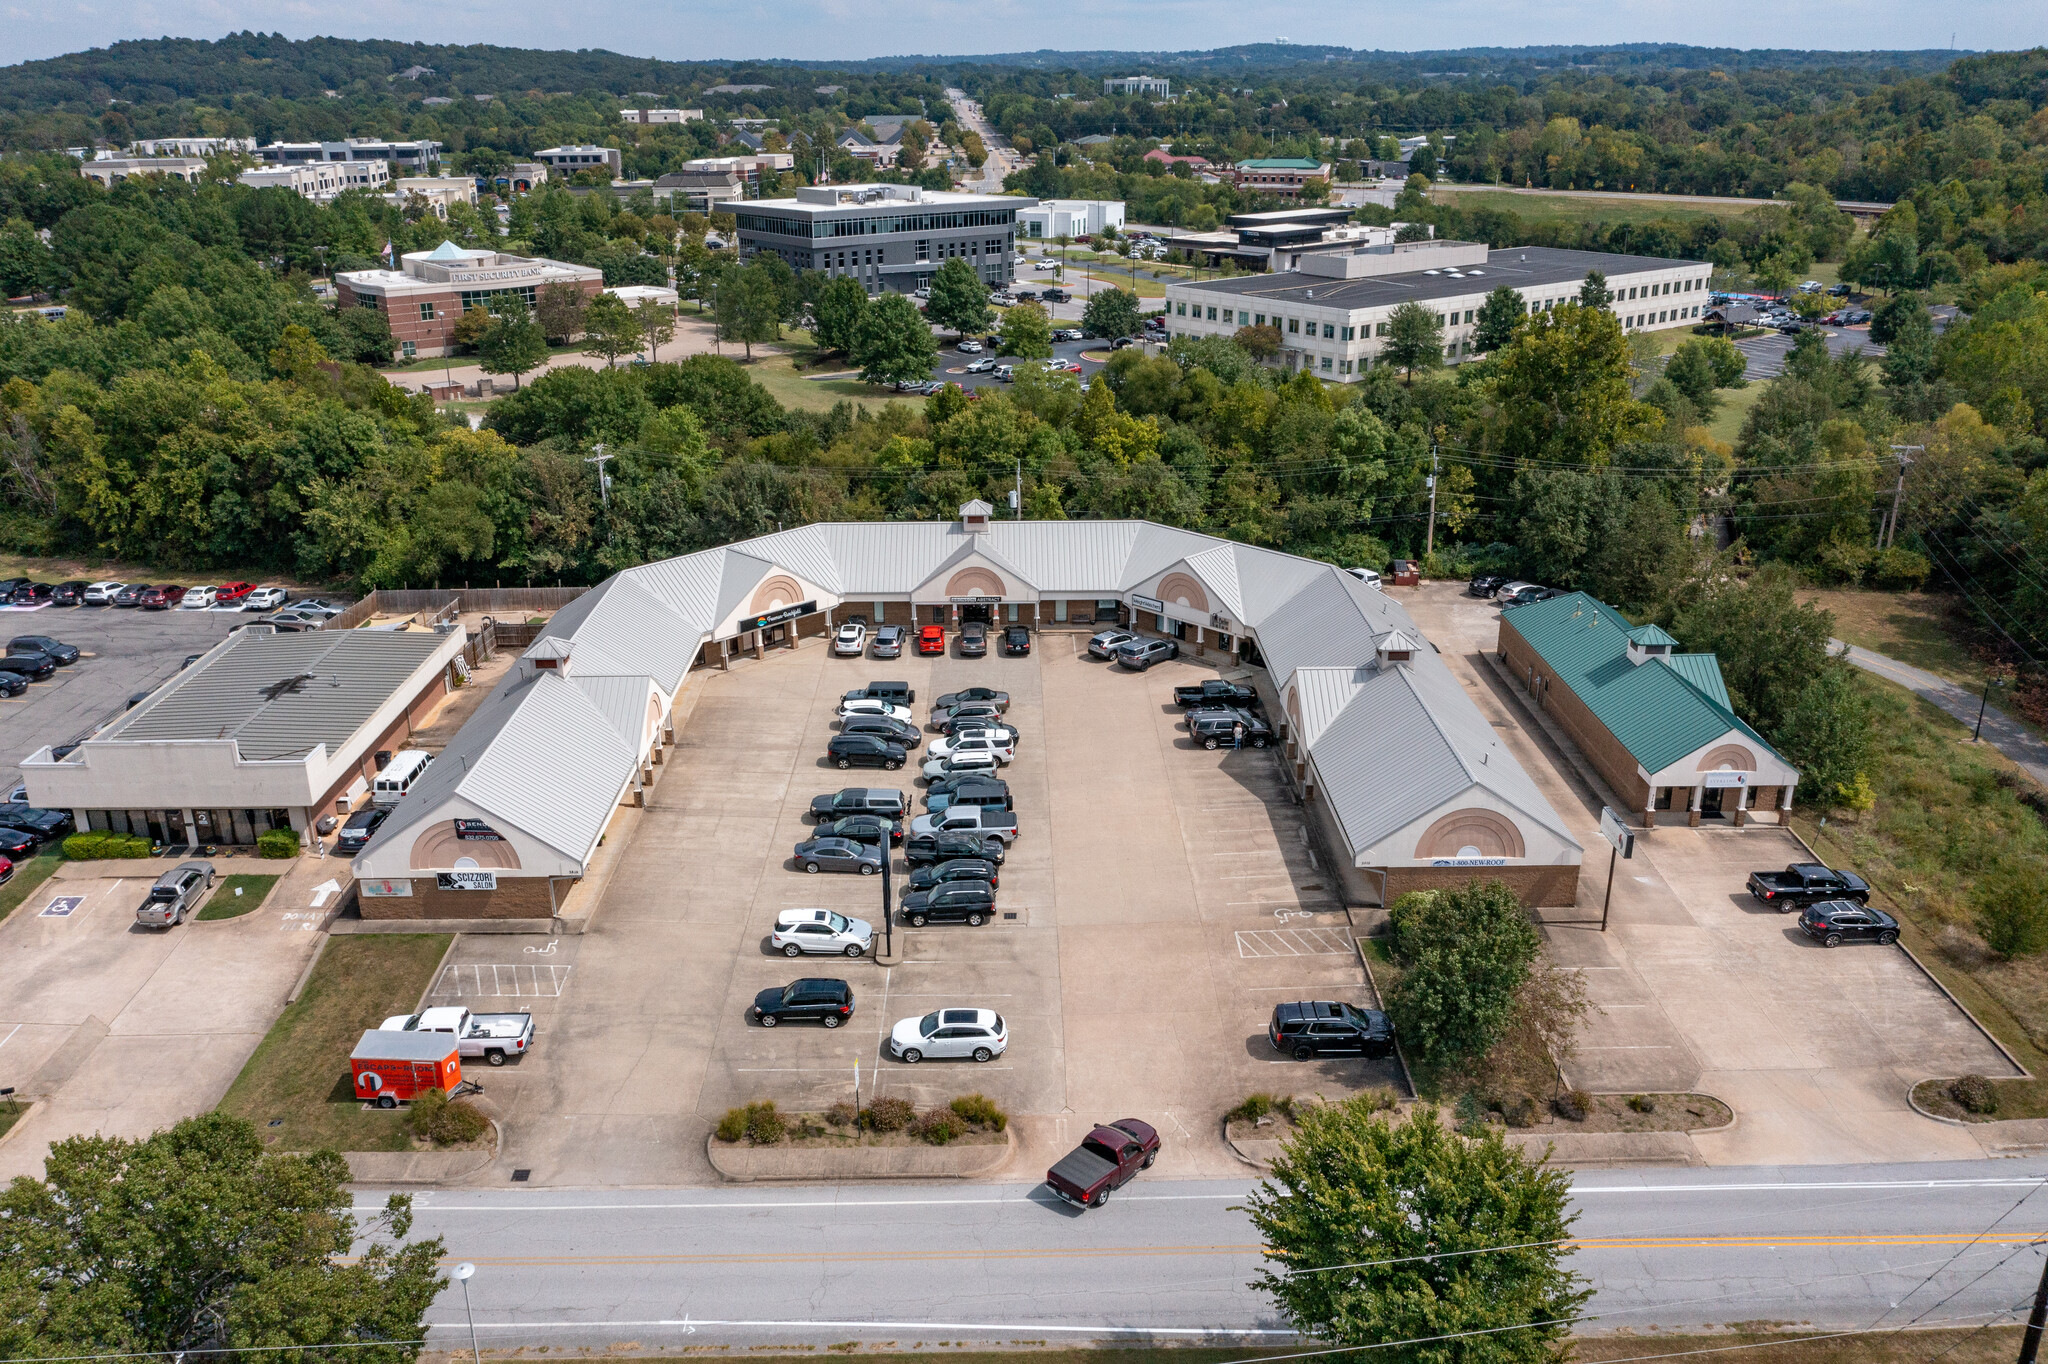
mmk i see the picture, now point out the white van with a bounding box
[372,751,434,806]
[1344,566,1383,590]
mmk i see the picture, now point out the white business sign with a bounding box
[1702,770,1750,789]
[1431,857,1506,867]
[437,871,498,892]
[1130,594,1164,613]
[1598,806,1636,859]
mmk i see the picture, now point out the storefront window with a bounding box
[1054,600,1068,622]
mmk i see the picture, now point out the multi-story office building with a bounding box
[258,138,442,169]
[535,145,623,176]
[336,241,605,360]
[1233,158,1334,197]
[735,184,1036,295]
[1160,240,1711,381]
[238,160,389,200]
[127,136,255,157]
[1104,76,1171,98]
[79,157,207,187]
[1018,199,1125,239]
[620,108,703,125]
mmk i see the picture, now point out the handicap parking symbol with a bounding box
[40,895,84,918]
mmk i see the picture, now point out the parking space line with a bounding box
[1234,927,1351,957]
[435,964,573,998]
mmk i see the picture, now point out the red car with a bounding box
[214,581,254,604]
[916,625,947,655]
[138,585,186,610]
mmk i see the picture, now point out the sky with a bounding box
[0,0,2031,68]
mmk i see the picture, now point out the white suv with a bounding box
[922,749,1001,781]
[928,733,1014,765]
[82,582,125,605]
[771,908,874,958]
[838,697,913,724]
[888,1007,1007,1064]
[832,622,869,656]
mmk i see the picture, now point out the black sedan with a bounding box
[793,836,883,875]
[907,857,999,891]
[812,814,903,846]
[0,672,26,698]
[933,687,1009,713]
[901,879,997,927]
[1002,625,1031,655]
[0,653,56,682]
[1798,900,1900,947]
[904,830,1006,866]
[332,806,390,853]
[827,734,906,770]
[752,978,854,1028]
[1468,573,1508,597]
[0,826,39,857]
[10,636,79,665]
[0,804,72,839]
[959,622,989,657]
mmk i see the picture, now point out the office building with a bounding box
[735,184,1035,295]
[1161,240,1712,380]
[238,161,389,199]
[127,136,255,158]
[534,145,623,176]
[79,157,207,187]
[1018,199,1125,239]
[1234,158,1334,197]
[336,240,605,360]
[620,108,703,124]
[655,170,744,212]
[391,176,478,218]
[1104,76,1171,98]
[259,138,442,169]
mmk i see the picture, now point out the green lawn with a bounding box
[196,873,281,921]
[747,350,920,414]
[0,1099,25,1142]
[1704,377,1768,446]
[218,933,451,1152]
[1798,588,1986,691]
[0,852,66,924]
[379,340,587,376]
[1434,187,1774,227]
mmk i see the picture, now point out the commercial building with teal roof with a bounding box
[1497,592,1800,827]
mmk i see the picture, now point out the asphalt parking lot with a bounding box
[0,604,252,791]
[489,626,1395,1186]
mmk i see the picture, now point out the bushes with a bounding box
[1952,1074,1999,1115]
[62,831,149,859]
[1385,880,1541,1075]
[1228,1093,1279,1123]
[407,1089,488,1145]
[715,1108,748,1142]
[949,1093,1007,1131]
[1555,1090,1591,1121]
[256,828,301,859]
[910,1109,964,1145]
[714,1094,1007,1144]
[863,1096,915,1132]
[712,1101,787,1144]
[1972,864,2048,959]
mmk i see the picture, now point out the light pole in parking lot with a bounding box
[879,829,894,960]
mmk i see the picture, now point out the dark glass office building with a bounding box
[735,184,1036,295]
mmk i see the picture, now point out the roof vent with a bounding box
[959,498,994,533]
[1376,629,1420,668]
[526,637,573,674]
[1624,622,1677,666]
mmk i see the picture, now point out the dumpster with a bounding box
[1389,559,1421,587]
[350,1029,460,1108]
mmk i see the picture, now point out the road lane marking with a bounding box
[431,1318,1301,1337]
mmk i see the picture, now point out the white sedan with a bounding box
[838,697,914,724]
[242,587,288,611]
[889,1007,1007,1064]
[928,732,1015,764]
[178,586,218,609]
[771,907,874,958]
[922,749,1002,781]
[832,622,869,656]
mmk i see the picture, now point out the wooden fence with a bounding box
[324,586,588,633]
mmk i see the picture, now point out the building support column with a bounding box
[752,631,764,661]
[1194,625,1205,658]
[1644,794,1658,830]
[179,807,198,849]
[1688,784,1703,828]
[1732,784,1749,828]
[1779,784,1796,826]
[288,806,310,849]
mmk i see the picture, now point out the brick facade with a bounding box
[1384,863,1580,907]
[359,875,562,920]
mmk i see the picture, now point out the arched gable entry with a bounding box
[1697,744,1757,772]
[411,821,524,871]
[944,567,1006,599]
[1156,572,1211,613]
[749,575,806,614]
[1413,808,1527,860]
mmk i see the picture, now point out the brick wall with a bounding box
[1384,863,1581,908]
[359,875,561,920]
[1498,621,1654,814]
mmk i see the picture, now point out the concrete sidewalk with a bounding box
[1836,640,2048,786]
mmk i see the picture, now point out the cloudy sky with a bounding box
[0,0,2028,68]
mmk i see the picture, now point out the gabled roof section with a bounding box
[1178,544,1245,621]
[532,573,704,697]
[1505,592,1784,774]
[622,547,724,629]
[1660,653,1732,709]
[1291,665,1369,747]
[572,673,659,753]
[731,524,845,593]
[1628,623,1679,647]
[909,535,1035,595]
[713,551,780,624]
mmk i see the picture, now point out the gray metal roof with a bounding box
[95,627,450,761]
[1176,245,1706,311]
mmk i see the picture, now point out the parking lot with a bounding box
[484,626,1395,1186]
[0,603,251,790]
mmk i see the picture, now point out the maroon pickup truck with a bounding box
[1044,1119,1159,1208]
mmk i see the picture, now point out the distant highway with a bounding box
[1434,184,1891,217]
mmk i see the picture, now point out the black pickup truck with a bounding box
[809,788,909,820]
[1187,707,1273,750]
[1173,679,1260,709]
[1045,1119,1160,1209]
[1747,863,1871,910]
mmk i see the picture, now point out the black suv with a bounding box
[905,830,1006,866]
[752,978,855,1028]
[901,879,997,927]
[1188,707,1273,750]
[840,714,922,748]
[907,857,1000,891]
[49,582,88,606]
[333,806,390,853]
[1269,1001,1396,1060]
[1468,573,1508,597]
[0,803,71,839]
[811,814,903,845]
[1798,900,1900,947]
[10,636,79,666]
[926,779,1012,815]
[827,734,906,770]
[0,651,56,681]
[959,621,989,657]
[809,788,908,819]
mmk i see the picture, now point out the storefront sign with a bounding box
[738,601,816,632]
[1430,857,1507,867]
[453,818,503,841]
[1210,613,1234,631]
[948,595,1003,603]
[1598,805,1637,858]
[1701,771,1750,789]
[1131,594,1164,613]
[436,871,498,892]
[359,879,414,898]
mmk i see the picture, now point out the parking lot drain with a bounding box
[268,1119,282,1127]
[1003,913,1017,920]
[511,1169,531,1182]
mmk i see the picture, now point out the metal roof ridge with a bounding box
[1391,659,1579,844]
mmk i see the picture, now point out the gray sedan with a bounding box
[793,837,883,875]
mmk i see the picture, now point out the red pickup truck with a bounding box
[1044,1119,1159,1209]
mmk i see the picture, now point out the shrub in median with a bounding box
[63,831,149,859]
[1228,1093,1279,1124]
[256,828,301,859]
[864,1096,915,1132]
[911,1108,965,1145]
[950,1093,1007,1131]
[1952,1074,1999,1115]
[1555,1089,1591,1122]
[408,1089,489,1145]
[715,1107,748,1142]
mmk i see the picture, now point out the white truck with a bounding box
[378,1006,534,1066]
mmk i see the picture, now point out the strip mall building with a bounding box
[352,506,1584,921]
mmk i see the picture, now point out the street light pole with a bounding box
[454,1262,481,1364]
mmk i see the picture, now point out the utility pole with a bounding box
[585,443,614,506]
[1424,431,1441,557]
[2017,1243,2048,1364]
[1013,458,1023,519]
[1883,444,1920,549]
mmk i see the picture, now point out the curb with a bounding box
[0,1099,41,1155]
[706,1125,1015,1182]
[1907,1080,1974,1127]
[344,1117,501,1186]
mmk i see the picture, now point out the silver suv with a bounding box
[135,861,216,928]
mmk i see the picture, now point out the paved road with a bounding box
[945,88,1019,193]
[1733,327,1886,381]
[1837,640,2048,786]
[391,1163,2048,1350]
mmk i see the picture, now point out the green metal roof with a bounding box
[1503,592,1783,775]
[1237,157,1325,170]
[1628,623,1678,646]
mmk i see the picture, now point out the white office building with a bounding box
[1018,199,1126,239]
[1104,76,1171,98]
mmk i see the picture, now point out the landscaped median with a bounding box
[707,1095,1014,1181]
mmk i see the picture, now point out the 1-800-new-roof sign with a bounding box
[740,601,816,632]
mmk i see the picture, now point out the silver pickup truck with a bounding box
[378,1006,534,1066]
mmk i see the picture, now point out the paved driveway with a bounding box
[1407,581,2012,1165]
[1733,327,1884,380]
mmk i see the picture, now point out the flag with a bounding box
[382,241,395,267]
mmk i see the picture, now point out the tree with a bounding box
[1490,304,1658,465]
[998,299,1054,359]
[1778,660,1873,810]
[536,283,588,342]
[1245,1099,1588,1364]
[851,290,938,386]
[1383,880,1542,1073]
[1473,285,1524,354]
[634,301,675,361]
[1975,863,2048,959]
[1233,324,1282,360]
[713,267,780,360]
[1578,269,1613,307]
[450,305,494,354]
[579,292,641,368]
[478,295,549,389]
[811,275,870,354]
[1381,300,1444,383]
[925,257,993,337]
[0,1111,444,1359]
[1081,286,1143,341]
[1672,562,1836,737]
[1663,337,1745,416]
